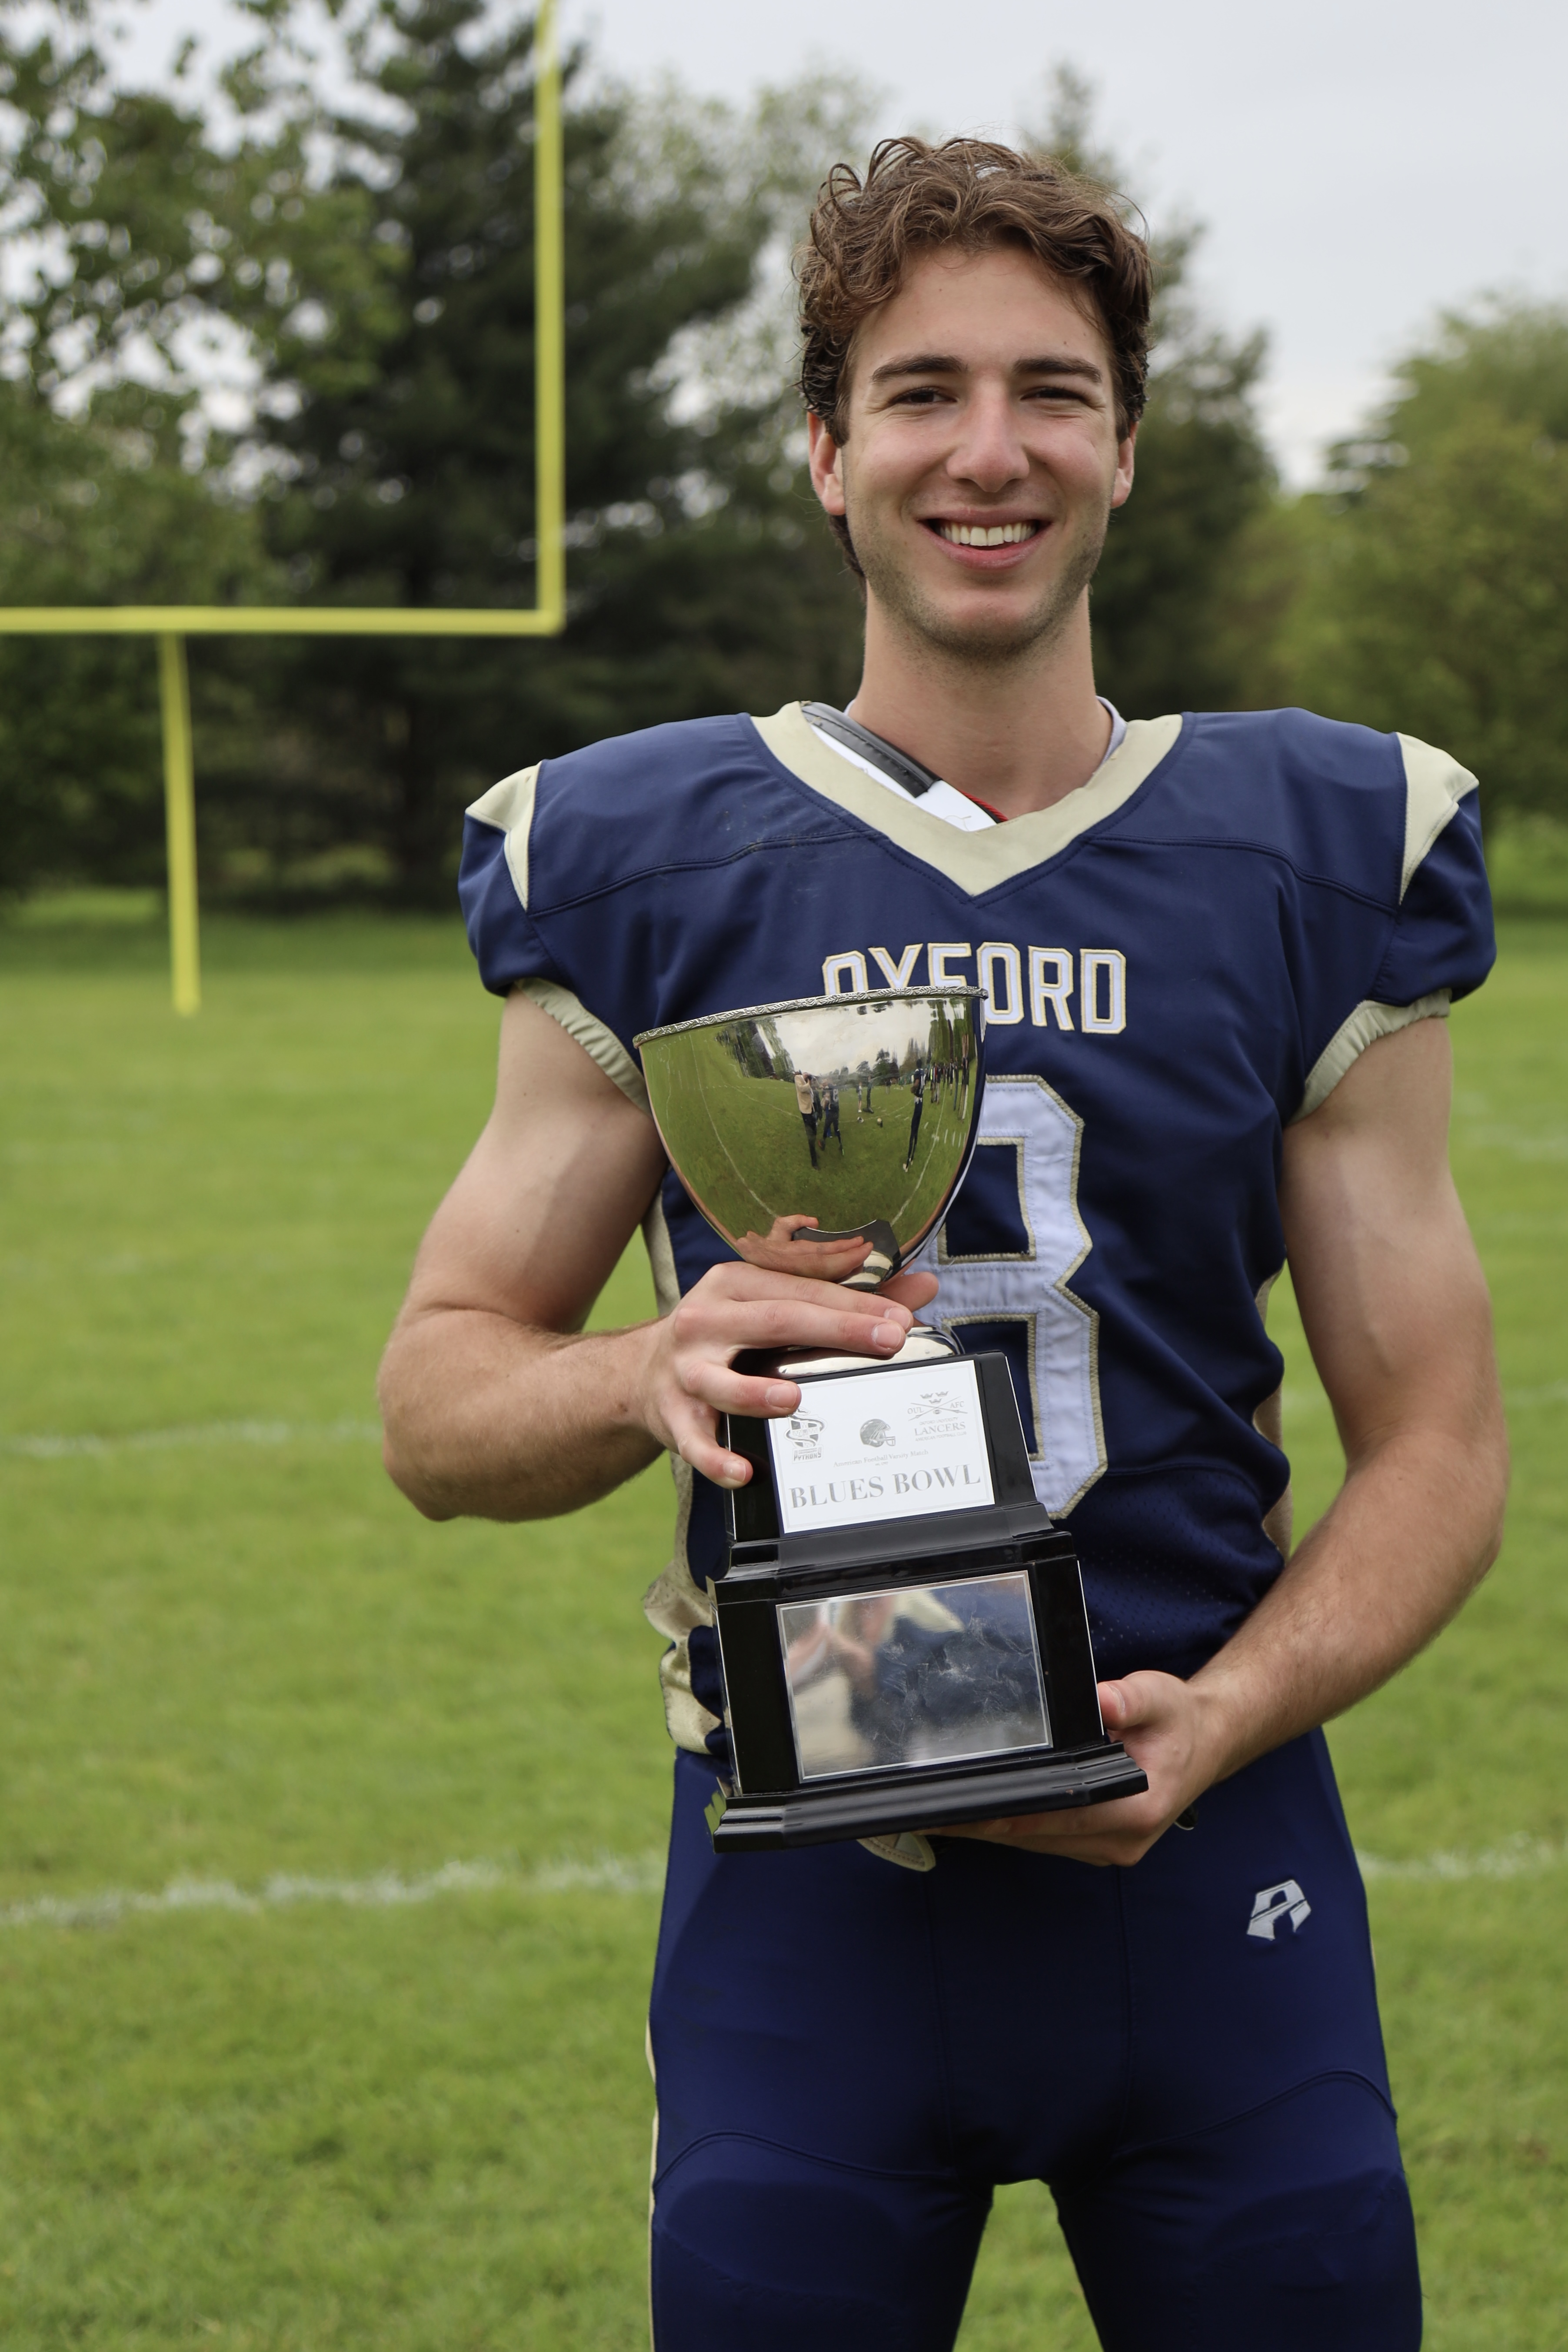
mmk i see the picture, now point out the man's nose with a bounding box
[945,388,1030,491]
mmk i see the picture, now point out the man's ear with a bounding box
[807,413,847,517]
[1111,416,1138,512]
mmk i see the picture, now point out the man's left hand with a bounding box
[931,1671,1222,1866]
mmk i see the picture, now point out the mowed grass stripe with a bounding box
[6,1369,1567,1452]
[0,1852,666,1932]
[0,908,1565,2351]
[1,1420,384,1457]
[0,1833,1562,1939]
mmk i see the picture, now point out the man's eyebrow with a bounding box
[1015,354,1105,383]
[866,352,1105,387]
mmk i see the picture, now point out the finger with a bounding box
[879,1271,939,1312]
[935,1791,1162,1844]
[679,1281,914,1342]
[678,1437,752,1488]
[679,1296,916,1362]
[706,1266,917,1328]
[933,1822,1145,1868]
[677,1364,804,1420]
[766,1238,879,1281]
[1098,1671,1180,1734]
[1010,1839,1134,1868]
[650,1392,746,1489]
[666,1407,754,1490]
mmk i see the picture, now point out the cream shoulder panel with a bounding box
[467,762,541,910]
[1292,990,1450,1124]
[515,975,650,1113]
[1398,736,1477,900]
[750,704,1182,894]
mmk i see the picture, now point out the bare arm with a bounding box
[1183,1013,1506,1769]
[378,991,936,1521]
[945,1014,1508,1861]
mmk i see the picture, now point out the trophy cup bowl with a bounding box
[634,988,1148,1853]
[635,985,985,1293]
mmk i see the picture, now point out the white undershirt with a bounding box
[808,698,1127,832]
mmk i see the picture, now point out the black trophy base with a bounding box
[712,1344,1147,1859]
[706,1739,1148,1853]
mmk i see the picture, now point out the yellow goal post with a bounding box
[0,0,566,1013]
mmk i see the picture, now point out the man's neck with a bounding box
[847,595,1111,822]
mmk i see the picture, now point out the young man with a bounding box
[793,1067,821,1166]
[903,1058,926,1168]
[380,138,1505,2351]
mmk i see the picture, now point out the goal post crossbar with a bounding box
[0,0,566,1011]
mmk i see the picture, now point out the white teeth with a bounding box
[936,521,1038,547]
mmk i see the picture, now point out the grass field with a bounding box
[1,902,1564,2348]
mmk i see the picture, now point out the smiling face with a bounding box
[808,243,1136,666]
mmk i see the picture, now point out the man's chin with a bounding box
[885,590,1079,666]
[862,549,1100,667]
[856,514,1107,667]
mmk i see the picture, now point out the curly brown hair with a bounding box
[797,137,1152,573]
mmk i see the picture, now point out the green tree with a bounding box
[1275,304,1568,819]
[0,6,291,894]
[1024,71,1276,718]
[1,1,870,900]
[1,25,1290,899]
[0,379,273,895]
[226,3,872,896]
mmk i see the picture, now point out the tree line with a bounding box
[0,2,1562,905]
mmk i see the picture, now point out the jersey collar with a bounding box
[749,701,1184,894]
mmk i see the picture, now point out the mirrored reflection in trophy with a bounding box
[636,988,1146,1852]
[781,1571,1049,1778]
[634,985,981,1287]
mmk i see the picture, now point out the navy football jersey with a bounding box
[459,703,1494,1770]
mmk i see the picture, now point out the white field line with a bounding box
[1356,1834,1568,1885]
[1284,1384,1568,1416]
[0,1852,666,1931]
[1,1419,382,1459]
[9,1378,1568,1462]
[1,1838,1563,1933]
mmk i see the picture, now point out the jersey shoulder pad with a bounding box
[1108,708,1419,906]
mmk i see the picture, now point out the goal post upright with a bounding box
[157,633,200,1016]
[0,0,566,1012]
[533,0,566,628]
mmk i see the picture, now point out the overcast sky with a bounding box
[105,0,1568,484]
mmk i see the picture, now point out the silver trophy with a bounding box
[636,988,1145,1851]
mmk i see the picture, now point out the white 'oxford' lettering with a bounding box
[1080,950,1127,1034]
[869,944,922,988]
[822,940,1128,1032]
[978,941,1024,1024]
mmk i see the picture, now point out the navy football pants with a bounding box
[648,1737,1420,2350]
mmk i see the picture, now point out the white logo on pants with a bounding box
[1247,1880,1312,1941]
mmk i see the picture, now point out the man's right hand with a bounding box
[379,989,936,1521]
[632,1260,938,1489]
